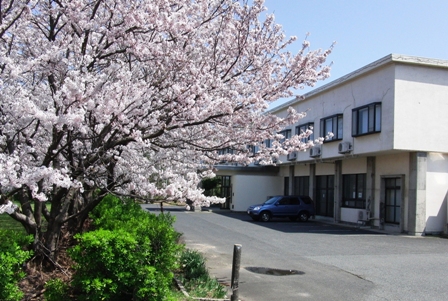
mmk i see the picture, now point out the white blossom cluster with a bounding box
[0,0,332,211]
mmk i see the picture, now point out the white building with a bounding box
[215,54,448,235]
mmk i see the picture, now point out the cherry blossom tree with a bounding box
[0,0,331,261]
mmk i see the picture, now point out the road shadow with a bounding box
[142,204,187,212]
[210,209,385,235]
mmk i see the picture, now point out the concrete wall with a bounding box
[341,157,367,174]
[394,64,448,153]
[231,175,283,212]
[425,153,448,234]
[273,64,396,160]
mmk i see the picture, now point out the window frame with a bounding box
[352,102,381,137]
[342,174,366,209]
[279,129,291,144]
[264,139,271,148]
[320,114,343,142]
[217,147,234,155]
[293,176,310,196]
[295,122,314,143]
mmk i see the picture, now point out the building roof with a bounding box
[269,54,448,114]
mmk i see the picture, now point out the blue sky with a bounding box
[263,0,448,108]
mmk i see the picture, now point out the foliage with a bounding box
[180,249,209,280]
[183,276,227,299]
[201,177,222,197]
[179,249,227,299]
[0,0,331,262]
[69,195,183,301]
[44,279,69,301]
[0,230,33,301]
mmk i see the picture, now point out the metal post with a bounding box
[231,244,242,301]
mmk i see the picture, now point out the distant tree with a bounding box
[0,0,331,263]
[201,177,221,197]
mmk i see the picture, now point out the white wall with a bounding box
[341,157,367,174]
[294,164,310,176]
[425,153,448,233]
[274,64,396,160]
[231,175,283,211]
[394,64,448,153]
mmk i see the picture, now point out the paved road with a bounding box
[143,204,448,301]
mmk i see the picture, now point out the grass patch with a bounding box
[0,202,51,233]
[0,214,24,232]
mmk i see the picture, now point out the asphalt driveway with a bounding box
[143,204,448,301]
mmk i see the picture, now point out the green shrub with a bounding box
[69,229,159,301]
[92,195,183,276]
[180,249,209,280]
[69,195,183,301]
[0,230,33,301]
[44,278,69,301]
[183,276,227,299]
[179,249,227,299]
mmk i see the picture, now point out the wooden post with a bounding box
[231,244,242,301]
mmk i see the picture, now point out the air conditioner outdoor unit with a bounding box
[338,142,352,154]
[287,151,298,161]
[309,146,321,158]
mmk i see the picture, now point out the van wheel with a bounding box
[298,211,310,222]
[260,212,271,222]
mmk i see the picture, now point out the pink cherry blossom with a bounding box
[0,0,332,260]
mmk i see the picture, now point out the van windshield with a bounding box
[264,196,281,205]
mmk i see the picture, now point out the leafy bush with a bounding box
[180,249,209,280]
[179,249,227,299]
[44,278,69,301]
[69,195,183,301]
[0,230,33,301]
[183,276,227,299]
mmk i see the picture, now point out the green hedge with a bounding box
[69,195,183,301]
[0,230,33,301]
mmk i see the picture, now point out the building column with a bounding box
[366,157,376,213]
[309,163,316,205]
[288,165,294,195]
[408,152,427,236]
[334,160,342,222]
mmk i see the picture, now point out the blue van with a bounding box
[247,195,315,222]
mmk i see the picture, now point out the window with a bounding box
[384,178,402,224]
[352,102,381,136]
[293,176,309,196]
[247,145,259,155]
[295,123,314,143]
[279,129,291,143]
[284,177,289,195]
[264,139,271,148]
[342,174,366,208]
[217,148,234,155]
[320,114,343,141]
[316,175,334,217]
[278,197,291,205]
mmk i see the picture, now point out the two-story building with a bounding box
[215,54,448,235]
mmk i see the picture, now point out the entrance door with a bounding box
[384,178,401,224]
[316,175,334,217]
